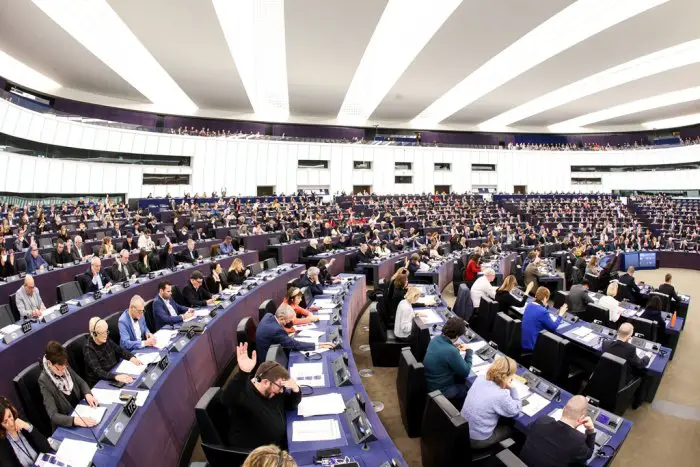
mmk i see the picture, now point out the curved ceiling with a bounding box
[0,0,698,133]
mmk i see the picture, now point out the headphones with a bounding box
[595,444,615,459]
[255,361,283,383]
[505,356,512,374]
[90,318,104,338]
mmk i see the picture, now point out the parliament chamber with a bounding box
[0,1,700,466]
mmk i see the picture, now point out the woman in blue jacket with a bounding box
[521,287,567,351]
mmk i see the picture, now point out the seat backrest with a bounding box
[627,316,656,342]
[195,387,227,445]
[143,299,155,333]
[63,333,89,381]
[300,286,313,308]
[650,291,669,313]
[13,362,52,436]
[171,285,187,306]
[265,344,288,368]
[492,449,529,467]
[15,257,26,273]
[105,311,121,345]
[452,260,464,287]
[615,282,630,301]
[584,352,630,412]
[286,278,298,291]
[421,390,472,467]
[377,278,387,295]
[263,258,277,270]
[453,283,474,321]
[197,247,210,259]
[411,319,431,362]
[553,290,567,310]
[506,318,522,359]
[492,312,513,352]
[587,303,611,328]
[0,304,16,328]
[369,304,387,343]
[397,347,426,437]
[249,262,264,276]
[201,443,250,467]
[57,281,83,302]
[258,299,277,322]
[532,331,568,384]
[236,317,257,352]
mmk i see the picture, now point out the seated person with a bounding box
[38,341,97,430]
[394,287,423,341]
[389,269,409,319]
[205,262,229,294]
[463,254,481,283]
[658,273,681,312]
[316,258,340,285]
[182,271,216,307]
[521,287,567,352]
[118,295,156,351]
[84,317,142,387]
[49,240,71,266]
[355,243,374,265]
[159,242,178,269]
[227,258,251,285]
[177,239,200,264]
[220,236,235,255]
[153,281,195,330]
[565,279,594,314]
[98,237,114,257]
[0,396,55,466]
[495,275,531,313]
[303,239,321,257]
[375,241,391,257]
[221,343,301,450]
[121,232,137,252]
[134,249,151,275]
[640,295,667,343]
[79,257,112,294]
[406,253,422,278]
[297,267,324,296]
[283,287,319,326]
[585,256,600,276]
[524,257,542,294]
[24,245,47,274]
[255,305,333,363]
[460,356,521,448]
[70,236,88,262]
[601,322,650,378]
[618,266,640,298]
[470,268,497,308]
[111,249,137,282]
[519,395,596,467]
[15,275,46,319]
[242,445,295,467]
[423,317,473,405]
[598,281,624,323]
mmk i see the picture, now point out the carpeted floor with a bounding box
[350,268,700,467]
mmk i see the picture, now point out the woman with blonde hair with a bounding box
[461,356,521,448]
[495,275,532,313]
[227,257,250,285]
[243,445,296,467]
[98,237,114,257]
[598,281,623,323]
[394,287,424,340]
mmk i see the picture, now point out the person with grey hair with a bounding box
[69,235,87,262]
[255,304,334,363]
[117,295,156,351]
[15,275,45,319]
[470,268,497,308]
[303,238,320,257]
[111,249,137,282]
[297,267,324,296]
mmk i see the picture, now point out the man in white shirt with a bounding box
[117,295,156,351]
[470,268,497,308]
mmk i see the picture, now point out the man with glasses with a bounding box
[182,270,216,307]
[117,295,156,351]
[15,275,46,319]
[84,316,143,387]
[24,243,47,274]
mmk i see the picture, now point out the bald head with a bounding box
[617,322,634,341]
[562,395,589,422]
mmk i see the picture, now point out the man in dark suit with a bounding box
[355,243,374,264]
[181,270,215,307]
[79,257,112,293]
[565,279,594,314]
[519,395,596,467]
[177,239,199,264]
[601,322,650,379]
[193,226,207,241]
[618,266,640,295]
[152,280,195,331]
[111,249,137,282]
[297,267,324,296]
[111,221,124,240]
[303,239,320,257]
[49,239,72,266]
[658,273,681,312]
[523,257,542,295]
[121,232,137,252]
[70,236,88,262]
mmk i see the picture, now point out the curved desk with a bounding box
[2,250,258,407]
[52,264,305,467]
[285,275,406,466]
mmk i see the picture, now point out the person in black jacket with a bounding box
[494,275,531,314]
[601,322,650,381]
[182,271,215,307]
[0,396,54,466]
[159,242,178,269]
[0,249,16,278]
[519,395,596,467]
[639,295,667,345]
[205,262,228,294]
[658,273,681,312]
[355,243,374,264]
[178,239,200,264]
[303,239,321,257]
[121,232,137,252]
[617,266,640,298]
[227,257,250,285]
[79,257,112,293]
[49,240,71,266]
[297,267,324,296]
[111,249,136,282]
[316,259,339,286]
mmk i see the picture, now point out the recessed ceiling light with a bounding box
[412,0,668,126]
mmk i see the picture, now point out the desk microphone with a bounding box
[73,404,104,450]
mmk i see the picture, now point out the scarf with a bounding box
[42,356,74,396]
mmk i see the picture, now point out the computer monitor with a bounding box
[638,252,657,269]
[623,252,639,269]
[249,262,264,276]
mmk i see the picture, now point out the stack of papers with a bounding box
[418,308,442,325]
[55,439,98,467]
[294,323,318,330]
[296,329,325,341]
[134,352,161,365]
[153,329,178,349]
[466,340,487,352]
[297,393,345,417]
[571,327,592,338]
[520,392,551,417]
[510,380,532,400]
[323,288,342,295]
[115,359,147,376]
[0,323,20,335]
[71,405,106,423]
[313,299,338,309]
[421,295,438,306]
[289,362,326,387]
[292,419,342,442]
[90,388,150,407]
[194,308,213,317]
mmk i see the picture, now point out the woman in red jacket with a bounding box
[464,254,481,282]
[283,287,319,327]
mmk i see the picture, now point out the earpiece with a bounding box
[255,361,282,383]
[90,318,104,337]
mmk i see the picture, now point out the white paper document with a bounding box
[0,323,20,335]
[520,392,551,417]
[571,327,592,338]
[134,352,162,365]
[55,439,98,467]
[115,359,147,376]
[314,300,338,309]
[194,308,212,317]
[472,363,490,377]
[294,323,318,330]
[292,419,342,442]
[510,380,531,400]
[297,393,345,417]
[290,362,326,387]
[90,388,151,407]
[418,308,443,325]
[296,329,325,341]
[420,295,438,306]
[71,405,106,423]
[323,288,342,295]
[466,340,487,352]
[153,329,178,349]
[581,333,599,343]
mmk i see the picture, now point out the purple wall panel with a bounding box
[53,98,159,127]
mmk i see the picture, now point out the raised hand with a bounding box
[236,342,257,373]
